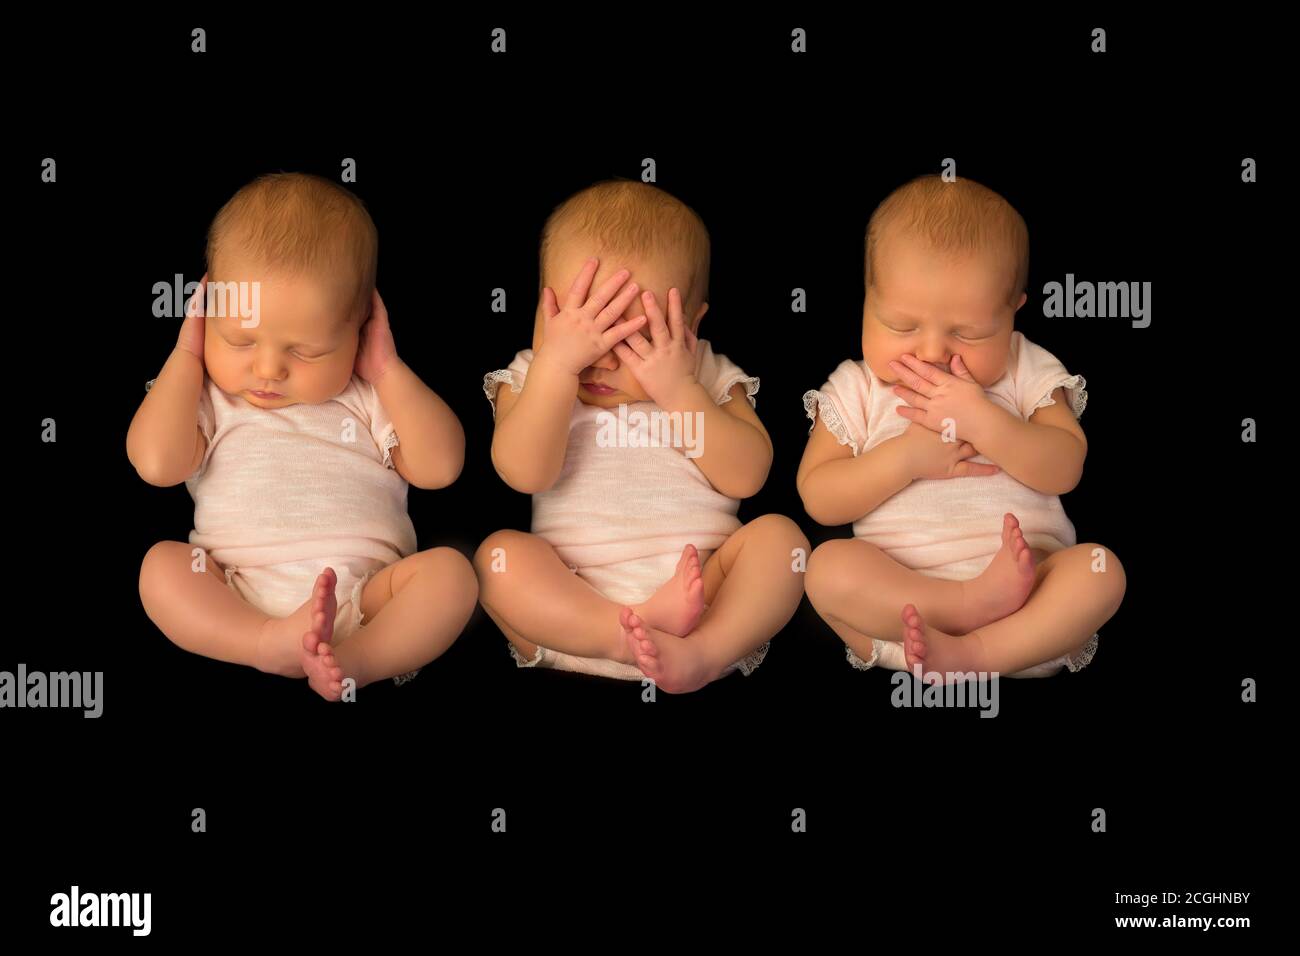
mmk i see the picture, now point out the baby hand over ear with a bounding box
[176,272,208,362]
[355,288,401,384]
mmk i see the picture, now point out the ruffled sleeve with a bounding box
[693,339,760,407]
[1012,332,1088,421]
[355,375,401,469]
[483,349,534,420]
[801,360,873,456]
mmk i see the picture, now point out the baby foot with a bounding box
[256,567,339,678]
[958,513,1036,631]
[632,544,706,637]
[621,608,715,694]
[901,603,983,684]
[299,568,345,701]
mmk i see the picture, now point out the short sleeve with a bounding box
[693,339,760,408]
[196,382,215,444]
[357,378,400,469]
[802,360,872,456]
[1013,333,1088,421]
[482,350,534,420]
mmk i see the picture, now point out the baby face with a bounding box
[862,231,1025,389]
[536,240,709,407]
[204,255,360,408]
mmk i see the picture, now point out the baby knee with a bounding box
[1077,543,1126,588]
[751,513,811,553]
[804,540,855,606]
[473,530,524,573]
[139,541,186,591]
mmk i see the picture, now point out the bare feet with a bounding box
[255,568,339,679]
[632,544,707,637]
[957,513,1036,632]
[901,603,985,684]
[299,568,346,701]
[620,608,716,694]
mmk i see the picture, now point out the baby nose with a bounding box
[591,351,619,370]
[915,346,951,367]
[253,349,287,381]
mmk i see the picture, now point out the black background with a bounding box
[6,10,1280,938]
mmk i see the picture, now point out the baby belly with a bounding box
[570,550,716,607]
[851,471,1076,579]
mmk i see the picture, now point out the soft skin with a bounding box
[129,270,477,700]
[478,245,807,693]
[798,230,1125,681]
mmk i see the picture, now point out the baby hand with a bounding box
[175,272,207,361]
[611,288,699,407]
[889,353,993,442]
[535,257,647,376]
[894,420,1000,481]
[355,288,400,384]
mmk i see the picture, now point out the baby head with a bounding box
[202,172,378,408]
[535,179,711,407]
[862,174,1028,388]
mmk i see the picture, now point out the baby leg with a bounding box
[622,514,809,694]
[308,547,478,698]
[805,513,1040,657]
[138,541,325,678]
[474,530,634,664]
[902,542,1126,679]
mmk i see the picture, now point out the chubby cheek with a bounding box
[953,348,1006,388]
[203,342,243,394]
[299,353,357,402]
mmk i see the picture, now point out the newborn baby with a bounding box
[129,172,477,700]
[799,174,1127,681]
[476,179,809,694]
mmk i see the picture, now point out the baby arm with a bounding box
[964,388,1087,495]
[797,413,999,526]
[796,417,912,526]
[127,276,208,486]
[492,258,645,493]
[888,354,1085,496]
[356,290,464,489]
[659,380,772,499]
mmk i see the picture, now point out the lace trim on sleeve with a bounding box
[717,375,761,408]
[483,370,521,419]
[1031,373,1088,419]
[380,430,400,470]
[802,389,859,457]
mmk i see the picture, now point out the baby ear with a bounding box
[692,300,709,334]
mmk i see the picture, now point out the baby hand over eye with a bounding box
[889,353,994,443]
[612,288,700,408]
[536,257,648,377]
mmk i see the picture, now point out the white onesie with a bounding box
[802,331,1099,678]
[147,374,420,681]
[483,339,769,681]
